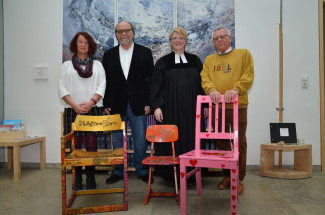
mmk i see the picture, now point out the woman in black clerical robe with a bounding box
[150,27,206,181]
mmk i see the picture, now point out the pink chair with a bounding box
[179,95,239,215]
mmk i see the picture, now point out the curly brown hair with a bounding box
[69,32,97,56]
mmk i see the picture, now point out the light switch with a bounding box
[33,66,49,79]
[301,75,308,89]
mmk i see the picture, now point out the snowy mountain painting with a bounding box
[177,0,235,62]
[62,0,235,63]
[62,0,115,61]
[118,0,173,62]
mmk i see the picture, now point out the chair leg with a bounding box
[144,166,152,205]
[195,167,202,196]
[180,162,187,215]
[173,165,180,205]
[230,165,239,215]
[61,166,66,215]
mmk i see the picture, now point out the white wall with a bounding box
[4,0,63,163]
[3,0,321,166]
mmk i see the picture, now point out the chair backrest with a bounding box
[146,125,178,157]
[71,114,124,132]
[195,95,238,152]
[146,125,178,143]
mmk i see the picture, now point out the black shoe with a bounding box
[140,174,154,184]
[106,174,123,184]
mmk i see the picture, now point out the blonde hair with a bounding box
[169,27,188,44]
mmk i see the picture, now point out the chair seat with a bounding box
[179,149,238,161]
[142,156,180,165]
[64,148,124,167]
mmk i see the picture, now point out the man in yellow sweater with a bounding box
[201,27,254,194]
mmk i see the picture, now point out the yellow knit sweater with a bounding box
[201,49,254,108]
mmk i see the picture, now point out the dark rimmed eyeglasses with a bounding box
[116,28,132,35]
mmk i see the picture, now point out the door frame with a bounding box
[318,0,325,171]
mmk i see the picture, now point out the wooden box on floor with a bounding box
[260,143,312,179]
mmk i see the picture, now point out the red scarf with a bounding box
[72,55,93,78]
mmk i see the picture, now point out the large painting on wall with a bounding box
[62,0,115,61]
[62,0,235,63]
[118,0,173,62]
[177,0,235,62]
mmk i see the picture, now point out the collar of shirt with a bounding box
[217,47,233,55]
[119,43,134,79]
[175,53,188,64]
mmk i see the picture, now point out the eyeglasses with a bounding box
[171,37,185,41]
[213,34,230,41]
[116,28,132,35]
[77,40,89,45]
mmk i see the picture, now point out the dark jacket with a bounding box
[102,43,154,116]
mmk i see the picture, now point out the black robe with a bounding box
[150,52,204,180]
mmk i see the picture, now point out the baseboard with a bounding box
[0,163,322,171]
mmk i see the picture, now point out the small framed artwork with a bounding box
[270,123,297,144]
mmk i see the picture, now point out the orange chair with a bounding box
[179,95,239,215]
[141,125,180,205]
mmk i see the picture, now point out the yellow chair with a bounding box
[61,114,128,215]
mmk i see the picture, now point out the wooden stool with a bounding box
[260,143,312,179]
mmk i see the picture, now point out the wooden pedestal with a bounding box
[260,144,312,179]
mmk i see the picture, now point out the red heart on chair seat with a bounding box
[232,186,236,191]
[231,195,236,201]
[202,97,206,101]
[232,178,236,182]
[221,164,225,168]
[231,169,236,173]
[206,134,209,137]
[196,115,200,119]
[189,160,197,167]
[180,172,185,179]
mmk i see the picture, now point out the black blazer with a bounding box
[102,43,154,116]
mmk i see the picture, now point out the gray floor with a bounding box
[0,167,325,215]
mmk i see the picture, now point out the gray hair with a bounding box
[115,21,135,36]
[212,27,231,39]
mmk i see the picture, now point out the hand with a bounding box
[80,101,94,112]
[203,108,209,119]
[144,106,150,115]
[72,103,88,114]
[104,108,111,115]
[224,90,238,103]
[209,90,221,104]
[154,108,163,123]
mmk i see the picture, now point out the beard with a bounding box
[119,38,132,46]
